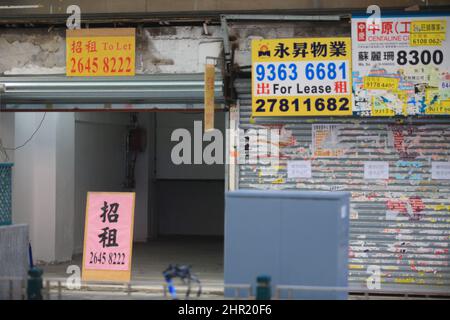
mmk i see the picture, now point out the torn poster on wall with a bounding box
[388,124,421,160]
[352,14,450,116]
[386,196,425,221]
[312,124,345,157]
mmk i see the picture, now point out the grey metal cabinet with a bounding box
[225,190,350,299]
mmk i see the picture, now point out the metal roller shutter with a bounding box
[235,78,450,292]
[0,74,224,107]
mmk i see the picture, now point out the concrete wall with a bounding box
[136,112,158,240]
[231,21,350,67]
[74,113,131,253]
[156,112,225,180]
[0,26,222,75]
[13,112,74,263]
[55,113,75,261]
[134,113,150,242]
[157,180,225,236]
[74,112,153,253]
[0,112,15,163]
[0,21,357,76]
[155,112,225,236]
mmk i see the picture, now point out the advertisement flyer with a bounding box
[251,37,352,116]
[352,14,450,116]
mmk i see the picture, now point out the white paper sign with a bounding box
[386,210,399,220]
[287,161,312,179]
[364,161,389,180]
[432,161,450,180]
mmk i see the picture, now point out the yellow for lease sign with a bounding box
[251,37,352,116]
[66,28,135,77]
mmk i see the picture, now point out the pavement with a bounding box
[38,236,226,300]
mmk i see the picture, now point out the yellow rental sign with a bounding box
[251,37,352,116]
[66,28,135,77]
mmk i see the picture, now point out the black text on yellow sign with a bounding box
[251,37,352,117]
[252,38,351,62]
[253,95,352,116]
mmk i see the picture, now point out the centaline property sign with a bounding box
[352,14,450,116]
[251,37,352,116]
[82,192,135,282]
[66,28,135,76]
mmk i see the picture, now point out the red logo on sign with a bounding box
[357,22,366,41]
[257,83,270,95]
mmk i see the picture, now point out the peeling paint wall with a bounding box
[0,26,222,75]
[136,26,223,73]
[0,22,351,75]
[0,30,65,75]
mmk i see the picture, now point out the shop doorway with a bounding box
[69,111,225,284]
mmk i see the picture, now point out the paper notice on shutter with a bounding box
[432,161,450,180]
[364,161,389,180]
[287,160,312,179]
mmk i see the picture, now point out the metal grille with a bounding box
[235,78,450,292]
[0,163,13,226]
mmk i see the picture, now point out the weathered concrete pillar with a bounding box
[13,113,75,263]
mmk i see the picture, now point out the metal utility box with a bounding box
[224,190,350,300]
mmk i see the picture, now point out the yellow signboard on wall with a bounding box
[66,28,135,77]
[251,37,352,116]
